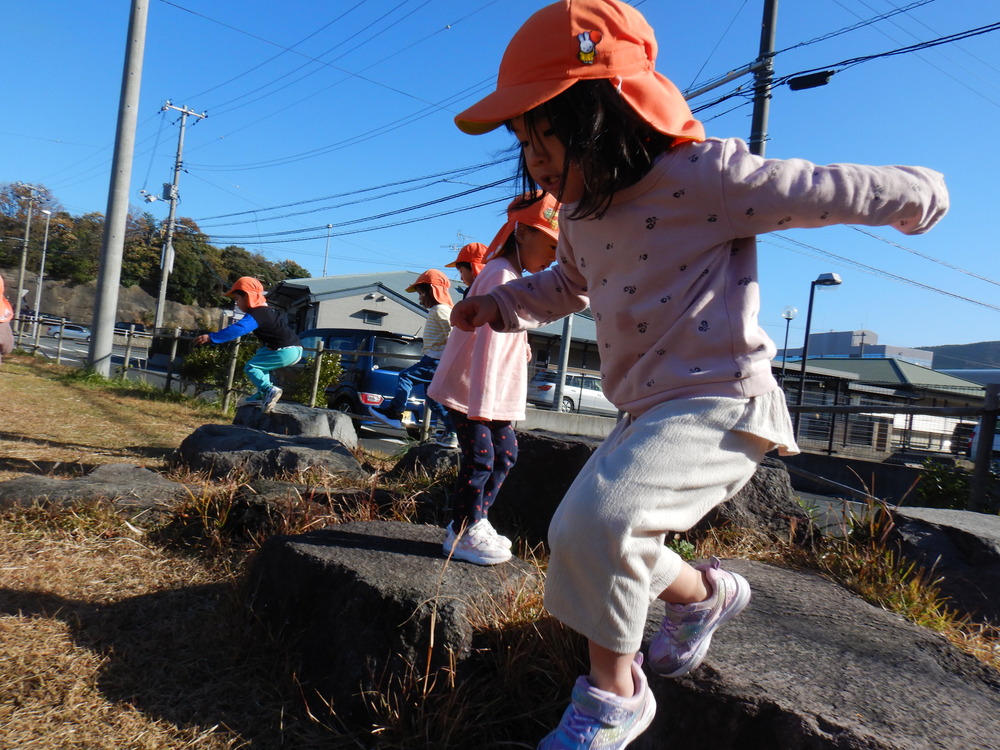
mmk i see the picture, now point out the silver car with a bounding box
[527,370,619,417]
[47,323,91,341]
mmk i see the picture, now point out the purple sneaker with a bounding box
[538,655,656,750]
[648,557,751,677]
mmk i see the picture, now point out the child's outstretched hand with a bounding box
[451,295,501,331]
[194,334,211,346]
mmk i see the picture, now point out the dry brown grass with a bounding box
[0,354,223,482]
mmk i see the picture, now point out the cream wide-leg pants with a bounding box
[544,389,797,654]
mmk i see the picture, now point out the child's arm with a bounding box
[195,314,258,346]
[451,295,501,332]
[719,139,948,237]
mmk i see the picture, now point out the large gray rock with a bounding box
[637,558,1000,750]
[692,455,815,547]
[233,401,357,450]
[0,464,187,523]
[175,424,367,480]
[890,506,1000,625]
[245,520,538,719]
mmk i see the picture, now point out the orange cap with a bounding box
[224,276,267,307]
[455,0,704,144]
[406,269,453,307]
[445,241,489,276]
[486,193,561,261]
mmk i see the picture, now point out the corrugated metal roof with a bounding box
[800,357,984,395]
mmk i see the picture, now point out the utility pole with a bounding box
[748,0,779,156]
[90,0,149,377]
[13,185,36,337]
[153,101,207,331]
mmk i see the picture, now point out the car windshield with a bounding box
[373,337,421,371]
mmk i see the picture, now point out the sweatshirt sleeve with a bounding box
[209,314,258,344]
[487,248,590,334]
[717,138,948,238]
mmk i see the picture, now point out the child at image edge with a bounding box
[450,1,949,748]
[194,277,303,414]
[428,195,560,566]
[370,269,458,447]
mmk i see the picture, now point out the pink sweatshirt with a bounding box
[489,137,948,417]
[428,257,530,421]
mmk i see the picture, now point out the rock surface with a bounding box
[890,506,1000,625]
[0,464,188,523]
[637,557,1000,750]
[233,401,358,450]
[245,520,538,719]
[174,423,367,480]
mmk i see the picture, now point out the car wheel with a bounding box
[53,332,61,340]
[560,397,574,413]
[86,336,91,342]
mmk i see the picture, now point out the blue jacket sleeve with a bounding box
[208,314,258,344]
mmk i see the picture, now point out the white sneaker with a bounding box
[442,520,512,565]
[262,386,282,414]
[443,518,512,551]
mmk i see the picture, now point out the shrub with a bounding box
[287,351,342,406]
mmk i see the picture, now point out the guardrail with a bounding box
[788,383,1000,512]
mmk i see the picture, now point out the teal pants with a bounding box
[245,345,302,393]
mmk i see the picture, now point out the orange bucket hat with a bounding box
[224,276,267,308]
[455,0,704,144]
[445,242,489,276]
[486,193,561,260]
[406,269,453,307]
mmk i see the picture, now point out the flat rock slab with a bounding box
[890,507,1000,625]
[0,464,187,523]
[246,520,538,719]
[638,559,1000,750]
[175,423,367,480]
[233,401,358,450]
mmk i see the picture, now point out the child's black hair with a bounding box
[511,79,675,220]
[454,261,471,272]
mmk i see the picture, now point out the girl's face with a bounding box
[417,287,434,308]
[515,225,558,274]
[456,263,477,287]
[511,114,585,204]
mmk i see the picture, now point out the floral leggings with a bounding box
[448,409,518,525]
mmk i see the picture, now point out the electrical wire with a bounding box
[762,234,1000,313]
[849,227,1000,287]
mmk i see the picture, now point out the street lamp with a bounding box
[322,224,333,277]
[794,272,843,438]
[779,305,797,384]
[33,209,52,339]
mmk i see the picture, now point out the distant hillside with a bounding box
[921,341,1000,370]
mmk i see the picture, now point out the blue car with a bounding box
[297,328,428,434]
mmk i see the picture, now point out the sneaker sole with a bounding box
[367,408,402,428]
[442,544,512,565]
[262,390,282,414]
[650,571,751,678]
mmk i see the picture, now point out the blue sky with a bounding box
[4,0,999,351]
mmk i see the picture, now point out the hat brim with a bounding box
[455,78,576,135]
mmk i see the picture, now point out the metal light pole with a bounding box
[779,305,797,384]
[322,223,333,276]
[793,273,842,438]
[33,209,52,338]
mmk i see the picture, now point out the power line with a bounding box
[849,227,1000,287]
[763,234,1000,313]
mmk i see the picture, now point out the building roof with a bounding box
[800,357,984,396]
